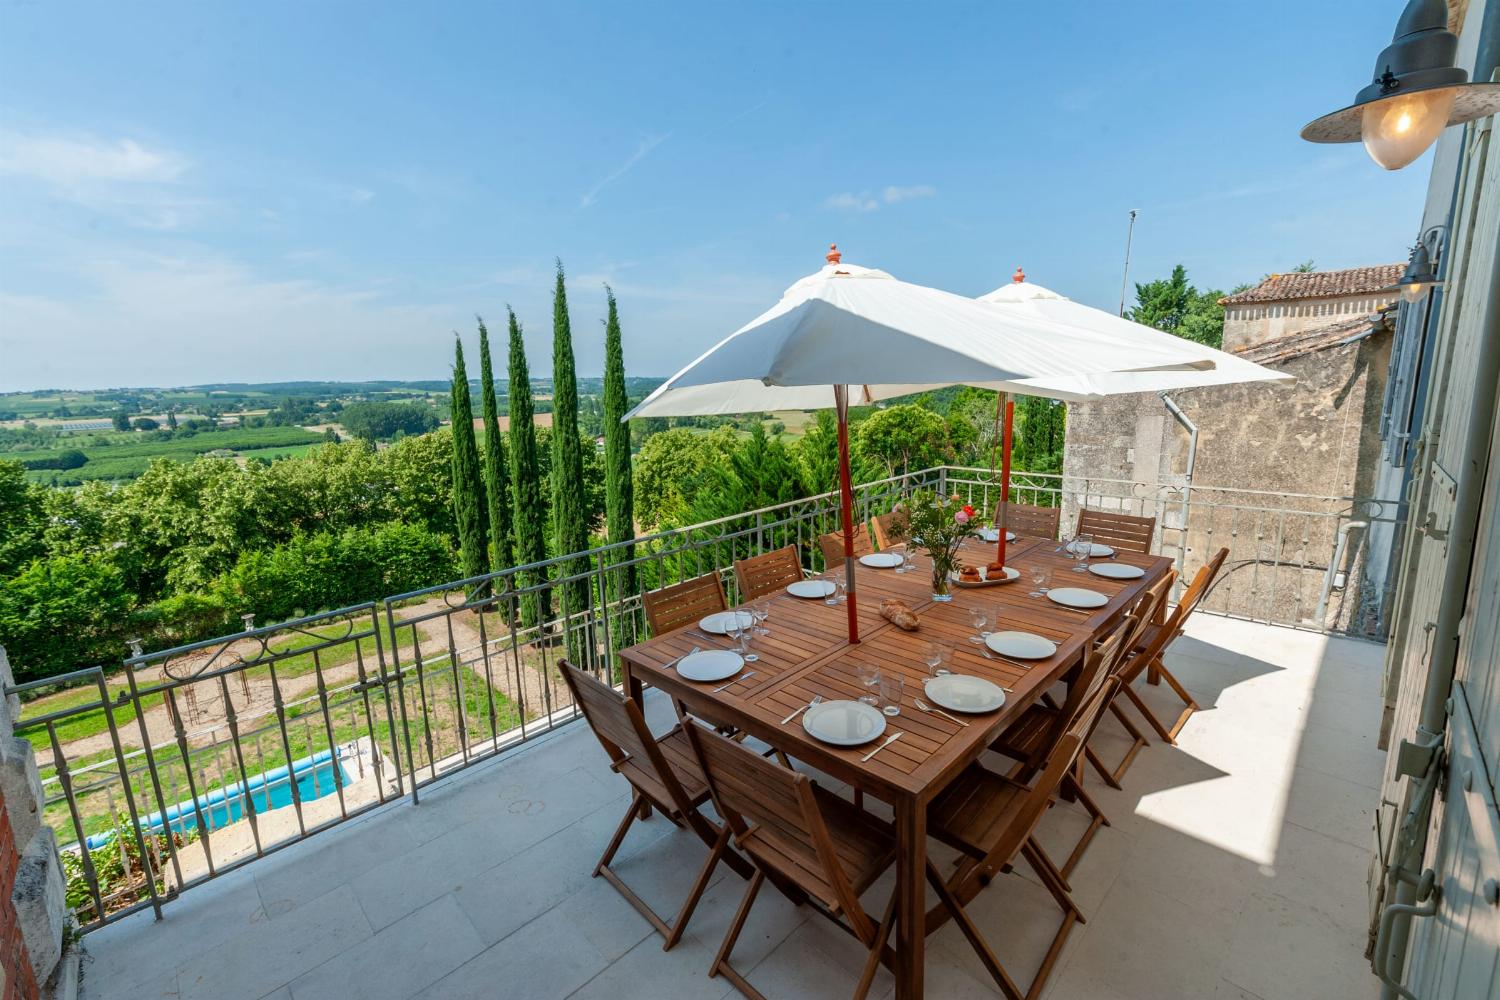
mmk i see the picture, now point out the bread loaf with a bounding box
[879,598,920,631]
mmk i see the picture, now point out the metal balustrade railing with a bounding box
[2,465,1402,930]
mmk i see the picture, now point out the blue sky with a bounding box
[0,1,1431,392]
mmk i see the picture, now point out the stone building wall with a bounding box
[1223,292,1394,351]
[1061,332,1395,633]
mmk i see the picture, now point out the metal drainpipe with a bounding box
[1379,14,1500,988]
[1160,392,1197,586]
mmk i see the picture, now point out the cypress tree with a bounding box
[550,261,590,661]
[476,318,513,571]
[449,337,489,582]
[601,287,638,643]
[506,308,550,628]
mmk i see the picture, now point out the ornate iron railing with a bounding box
[2,465,1401,930]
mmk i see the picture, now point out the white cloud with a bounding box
[580,133,669,208]
[0,133,188,185]
[826,184,936,213]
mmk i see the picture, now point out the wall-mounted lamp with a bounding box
[1396,229,1445,302]
[1301,0,1500,169]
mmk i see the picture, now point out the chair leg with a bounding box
[852,890,899,1000]
[1122,681,1177,742]
[1058,773,1109,879]
[1154,664,1201,739]
[595,793,726,952]
[709,870,767,1000]
[926,861,1025,1000]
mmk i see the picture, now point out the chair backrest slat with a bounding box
[682,719,856,909]
[818,526,871,569]
[1076,508,1156,554]
[871,511,907,550]
[994,502,1061,541]
[643,572,726,636]
[560,660,693,815]
[733,546,804,602]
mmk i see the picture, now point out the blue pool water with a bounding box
[87,748,350,850]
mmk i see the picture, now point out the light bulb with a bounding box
[1400,282,1427,303]
[1360,88,1456,170]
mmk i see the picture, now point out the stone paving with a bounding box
[78,615,1386,1000]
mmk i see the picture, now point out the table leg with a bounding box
[894,797,926,999]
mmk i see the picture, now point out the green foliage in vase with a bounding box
[896,490,985,595]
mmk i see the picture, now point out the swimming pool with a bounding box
[86,748,351,850]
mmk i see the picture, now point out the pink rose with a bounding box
[954,510,970,524]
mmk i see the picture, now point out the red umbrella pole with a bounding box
[996,395,1014,567]
[834,385,860,644]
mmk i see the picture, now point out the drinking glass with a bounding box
[751,599,771,635]
[825,571,845,606]
[1071,533,1094,573]
[923,641,951,677]
[967,606,990,644]
[1029,564,1050,597]
[879,674,905,716]
[856,663,881,705]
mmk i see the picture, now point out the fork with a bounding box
[781,694,823,725]
[666,645,701,671]
[915,699,967,727]
[713,670,755,693]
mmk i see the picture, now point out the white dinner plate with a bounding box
[1047,587,1109,609]
[1088,562,1144,580]
[924,674,1007,714]
[986,631,1057,659]
[859,552,905,568]
[787,579,836,599]
[676,649,745,683]
[802,700,887,746]
[699,610,755,634]
[1087,543,1115,557]
[978,528,1017,542]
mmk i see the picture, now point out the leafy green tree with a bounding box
[1128,264,1227,349]
[549,262,591,660]
[507,309,550,628]
[476,318,513,570]
[601,288,637,631]
[166,409,178,431]
[1292,260,1317,272]
[854,403,951,478]
[339,401,440,442]
[633,427,738,530]
[112,410,132,432]
[449,338,490,582]
[0,461,46,576]
[0,552,133,681]
[686,423,802,527]
[793,410,843,496]
[1014,395,1066,476]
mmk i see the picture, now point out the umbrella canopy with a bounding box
[979,272,1293,397]
[628,252,1220,419]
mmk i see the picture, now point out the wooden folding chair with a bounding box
[987,620,1130,876]
[870,510,908,550]
[560,661,750,950]
[993,501,1061,540]
[1075,508,1157,554]
[681,718,899,1000]
[818,525,871,570]
[732,545,804,602]
[927,673,1118,1000]
[1120,547,1229,743]
[643,572,726,636]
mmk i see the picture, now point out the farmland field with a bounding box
[2,426,328,485]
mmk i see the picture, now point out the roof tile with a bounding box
[1218,264,1403,306]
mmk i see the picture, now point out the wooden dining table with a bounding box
[618,534,1174,999]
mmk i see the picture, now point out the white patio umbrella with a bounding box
[979,269,1294,397]
[626,247,1222,644]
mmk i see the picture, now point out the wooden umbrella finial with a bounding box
[826,243,842,264]
[1012,266,1026,283]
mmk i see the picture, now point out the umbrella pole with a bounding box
[997,395,1014,567]
[834,385,860,644]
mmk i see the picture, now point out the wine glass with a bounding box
[879,674,904,716]
[923,641,951,677]
[1029,564,1050,597]
[1071,533,1094,573]
[968,606,990,644]
[751,599,771,635]
[856,663,881,705]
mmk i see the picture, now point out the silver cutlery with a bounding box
[713,670,755,693]
[861,732,903,762]
[686,629,723,645]
[666,645,701,670]
[781,694,823,725]
[915,699,967,727]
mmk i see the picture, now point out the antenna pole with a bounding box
[1118,209,1138,317]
